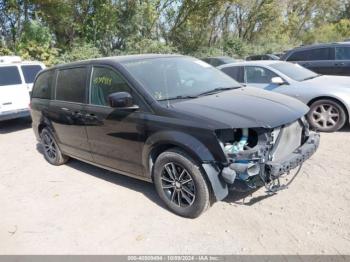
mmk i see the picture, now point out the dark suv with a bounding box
[246,54,280,61]
[281,42,350,76]
[201,56,237,67]
[31,55,319,218]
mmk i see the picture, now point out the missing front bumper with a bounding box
[228,131,320,193]
[265,131,320,178]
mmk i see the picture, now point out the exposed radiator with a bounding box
[270,120,303,161]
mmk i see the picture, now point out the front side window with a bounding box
[21,65,43,83]
[56,67,87,103]
[0,66,22,86]
[245,66,278,84]
[90,67,131,106]
[335,47,350,60]
[121,57,240,101]
[32,70,54,99]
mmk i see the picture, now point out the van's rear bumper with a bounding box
[0,108,30,121]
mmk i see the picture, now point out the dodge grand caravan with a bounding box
[30,55,319,218]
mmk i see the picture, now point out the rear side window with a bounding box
[287,50,309,61]
[221,66,244,82]
[0,66,22,86]
[287,48,332,61]
[32,71,54,99]
[21,65,43,83]
[307,48,332,60]
[335,47,350,60]
[56,67,87,103]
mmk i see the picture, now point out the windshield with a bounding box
[122,57,241,101]
[270,62,319,81]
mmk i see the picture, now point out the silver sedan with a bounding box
[218,61,350,132]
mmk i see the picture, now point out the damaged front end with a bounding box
[216,118,320,194]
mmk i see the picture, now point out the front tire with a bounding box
[40,128,69,165]
[153,148,211,218]
[307,99,347,132]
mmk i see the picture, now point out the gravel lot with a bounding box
[0,118,349,255]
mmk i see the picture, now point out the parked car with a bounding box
[218,60,350,132]
[201,56,237,67]
[31,55,319,218]
[0,56,45,121]
[281,42,350,76]
[246,54,280,61]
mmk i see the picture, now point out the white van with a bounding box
[0,56,45,121]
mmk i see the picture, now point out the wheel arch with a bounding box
[307,96,349,123]
[143,131,216,178]
[142,130,228,201]
[38,122,47,134]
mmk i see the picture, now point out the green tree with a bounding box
[16,20,58,65]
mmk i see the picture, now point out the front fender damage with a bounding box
[206,119,320,200]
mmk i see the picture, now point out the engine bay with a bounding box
[215,119,318,193]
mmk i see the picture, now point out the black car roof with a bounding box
[203,56,233,60]
[289,41,350,51]
[49,54,183,69]
[281,42,350,60]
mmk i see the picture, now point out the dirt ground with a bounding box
[0,118,349,255]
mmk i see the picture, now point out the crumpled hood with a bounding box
[172,87,309,129]
[304,75,350,89]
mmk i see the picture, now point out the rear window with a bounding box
[0,66,22,86]
[21,65,43,83]
[56,67,87,103]
[32,70,54,99]
[221,66,244,82]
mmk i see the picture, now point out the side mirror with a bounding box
[271,76,285,85]
[108,92,139,109]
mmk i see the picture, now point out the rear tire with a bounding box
[40,128,69,165]
[153,148,211,218]
[307,99,346,132]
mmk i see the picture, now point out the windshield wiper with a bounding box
[197,86,240,96]
[302,74,321,81]
[158,95,198,101]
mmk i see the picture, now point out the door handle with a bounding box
[72,111,83,118]
[335,62,345,66]
[302,63,311,66]
[85,113,97,120]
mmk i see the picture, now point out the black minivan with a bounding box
[282,42,350,76]
[31,55,319,218]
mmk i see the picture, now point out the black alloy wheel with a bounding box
[153,148,211,218]
[161,162,196,207]
[40,128,69,165]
